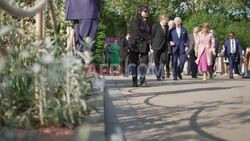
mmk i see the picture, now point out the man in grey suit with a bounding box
[65,0,100,52]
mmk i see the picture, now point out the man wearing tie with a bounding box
[65,0,100,52]
[224,32,242,79]
[168,17,189,80]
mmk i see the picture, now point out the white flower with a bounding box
[32,63,41,73]
[40,54,54,64]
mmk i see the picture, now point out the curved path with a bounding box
[105,75,250,141]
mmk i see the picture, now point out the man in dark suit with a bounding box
[224,32,242,79]
[187,27,199,78]
[152,15,169,81]
[169,17,189,80]
[120,32,131,76]
[65,0,100,52]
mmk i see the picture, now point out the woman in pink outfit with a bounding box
[195,23,215,80]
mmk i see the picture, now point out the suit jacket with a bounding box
[224,38,242,58]
[195,32,215,65]
[151,22,169,51]
[187,33,195,55]
[120,37,130,58]
[169,26,189,54]
[65,0,100,20]
[129,18,152,53]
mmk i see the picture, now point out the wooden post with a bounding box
[36,12,43,40]
[35,6,46,40]
[35,1,46,126]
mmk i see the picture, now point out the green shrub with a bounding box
[183,12,250,49]
[94,21,106,68]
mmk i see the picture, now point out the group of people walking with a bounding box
[119,5,248,87]
[64,1,249,87]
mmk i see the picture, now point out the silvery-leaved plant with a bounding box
[44,37,53,49]
[76,50,93,64]
[0,26,14,37]
[83,37,95,50]
[31,63,41,74]
[61,56,82,69]
[76,37,95,64]
[0,10,95,129]
[40,54,54,64]
[20,50,31,58]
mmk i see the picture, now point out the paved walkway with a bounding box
[105,75,250,141]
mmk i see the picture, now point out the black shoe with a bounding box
[173,77,178,80]
[140,77,147,87]
[157,77,161,81]
[133,83,138,87]
[166,73,170,78]
[192,75,198,78]
[140,82,147,87]
[132,77,138,87]
[178,74,182,80]
[209,74,213,79]
[161,76,165,80]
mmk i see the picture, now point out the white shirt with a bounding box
[176,27,181,38]
[230,39,236,53]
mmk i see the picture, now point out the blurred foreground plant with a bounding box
[0,25,94,128]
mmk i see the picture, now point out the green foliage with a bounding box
[0,29,93,127]
[183,12,250,49]
[0,0,94,128]
[102,0,249,37]
[94,21,106,67]
[100,11,127,37]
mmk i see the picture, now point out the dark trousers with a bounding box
[209,56,216,76]
[129,51,148,82]
[74,19,98,52]
[172,51,186,78]
[229,53,236,77]
[165,53,171,76]
[234,57,240,75]
[189,57,198,77]
[120,51,129,75]
[188,51,198,77]
[154,48,167,77]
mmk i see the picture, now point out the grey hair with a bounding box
[174,17,182,23]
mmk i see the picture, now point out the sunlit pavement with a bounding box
[105,75,250,141]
